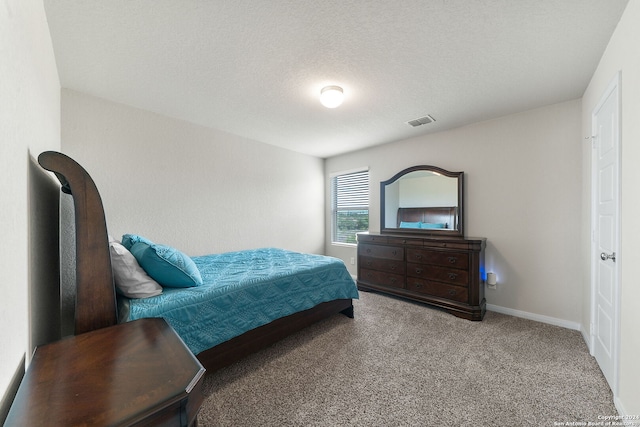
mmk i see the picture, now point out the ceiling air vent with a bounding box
[407,115,435,127]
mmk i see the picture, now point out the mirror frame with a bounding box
[380,165,464,237]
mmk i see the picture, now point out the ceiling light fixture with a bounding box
[320,85,344,108]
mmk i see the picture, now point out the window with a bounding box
[331,170,369,244]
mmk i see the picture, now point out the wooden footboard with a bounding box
[196,298,353,373]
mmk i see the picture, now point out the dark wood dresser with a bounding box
[357,232,486,320]
[5,318,206,426]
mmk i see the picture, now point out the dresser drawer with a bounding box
[359,256,405,274]
[406,277,469,303]
[406,248,469,270]
[357,234,389,244]
[358,244,404,260]
[406,263,469,286]
[424,240,473,250]
[359,268,405,289]
[387,237,423,246]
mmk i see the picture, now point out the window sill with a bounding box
[331,242,357,248]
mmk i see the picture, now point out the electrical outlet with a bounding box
[486,272,497,289]
[350,257,355,265]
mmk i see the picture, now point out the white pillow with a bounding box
[109,240,163,298]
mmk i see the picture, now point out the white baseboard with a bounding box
[581,327,594,354]
[486,303,582,331]
[614,396,627,417]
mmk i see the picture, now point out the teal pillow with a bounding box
[421,222,446,229]
[121,233,154,250]
[129,241,203,288]
[399,221,422,229]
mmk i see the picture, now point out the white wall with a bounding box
[0,0,60,417]
[61,90,325,257]
[581,0,640,416]
[326,100,582,326]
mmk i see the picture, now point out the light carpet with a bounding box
[198,291,616,426]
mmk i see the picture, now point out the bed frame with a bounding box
[38,151,354,373]
[397,206,458,229]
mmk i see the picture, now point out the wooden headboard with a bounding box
[397,207,458,229]
[38,151,118,335]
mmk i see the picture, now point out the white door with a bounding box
[591,72,621,393]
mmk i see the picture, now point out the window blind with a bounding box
[332,170,369,244]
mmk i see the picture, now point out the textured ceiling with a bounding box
[43,0,629,158]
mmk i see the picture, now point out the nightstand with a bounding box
[5,318,206,426]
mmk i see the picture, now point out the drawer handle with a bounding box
[415,268,423,274]
[448,289,457,296]
[448,257,457,264]
[366,260,372,266]
[448,273,458,280]
[415,254,423,260]
[366,248,371,254]
[390,265,396,270]
[415,283,424,289]
[392,250,397,256]
[390,277,397,284]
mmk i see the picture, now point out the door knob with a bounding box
[600,252,616,262]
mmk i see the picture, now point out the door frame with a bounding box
[589,71,621,395]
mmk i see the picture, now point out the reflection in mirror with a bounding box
[381,165,464,237]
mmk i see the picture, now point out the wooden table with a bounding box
[5,318,206,426]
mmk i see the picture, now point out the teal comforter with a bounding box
[123,248,359,355]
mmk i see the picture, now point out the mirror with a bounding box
[380,165,464,237]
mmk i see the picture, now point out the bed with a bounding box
[38,151,358,373]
